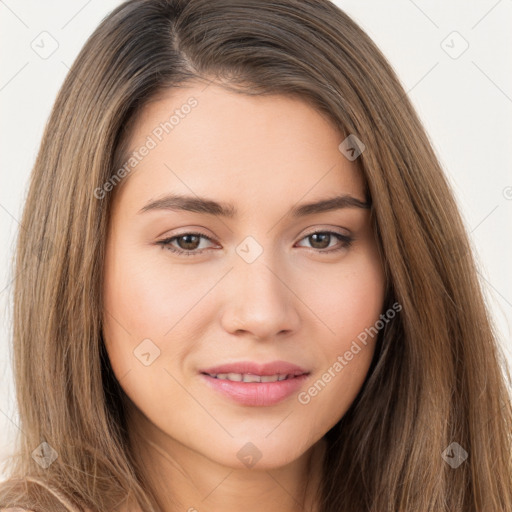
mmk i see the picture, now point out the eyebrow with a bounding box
[138,193,371,217]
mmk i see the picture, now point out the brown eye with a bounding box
[308,232,331,249]
[175,234,201,250]
[157,232,216,256]
[296,231,353,253]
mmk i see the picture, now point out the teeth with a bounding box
[243,373,262,383]
[209,372,292,382]
[260,375,280,382]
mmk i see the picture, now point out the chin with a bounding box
[204,436,315,471]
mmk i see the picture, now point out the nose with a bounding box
[219,256,301,340]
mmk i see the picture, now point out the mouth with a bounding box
[198,363,311,406]
[199,360,309,378]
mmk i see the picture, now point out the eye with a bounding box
[295,230,353,253]
[156,229,353,257]
[156,232,216,256]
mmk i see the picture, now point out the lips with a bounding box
[198,360,310,406]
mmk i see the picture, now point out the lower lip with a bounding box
[200,373,310,406]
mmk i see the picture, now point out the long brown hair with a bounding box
[1,0,511,510]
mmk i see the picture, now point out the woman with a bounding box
[1,0,511,511]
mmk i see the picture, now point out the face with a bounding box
[102,82,386,470]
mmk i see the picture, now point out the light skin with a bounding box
[102,81,386,512]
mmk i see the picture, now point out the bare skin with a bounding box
[102,81,386,512]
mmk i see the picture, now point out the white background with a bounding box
[1,0,511,480]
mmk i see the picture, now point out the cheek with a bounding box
[101,242,217,389]
[308,252,385,349]
[101,248,190,423]
[102,239,171,378]
[103,242,199,338]
[295,251,385,415]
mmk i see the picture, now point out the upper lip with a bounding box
[200,360,309,377]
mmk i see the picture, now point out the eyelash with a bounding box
[156,230,353,257]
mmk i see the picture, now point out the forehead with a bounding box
[115,83,366,213]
